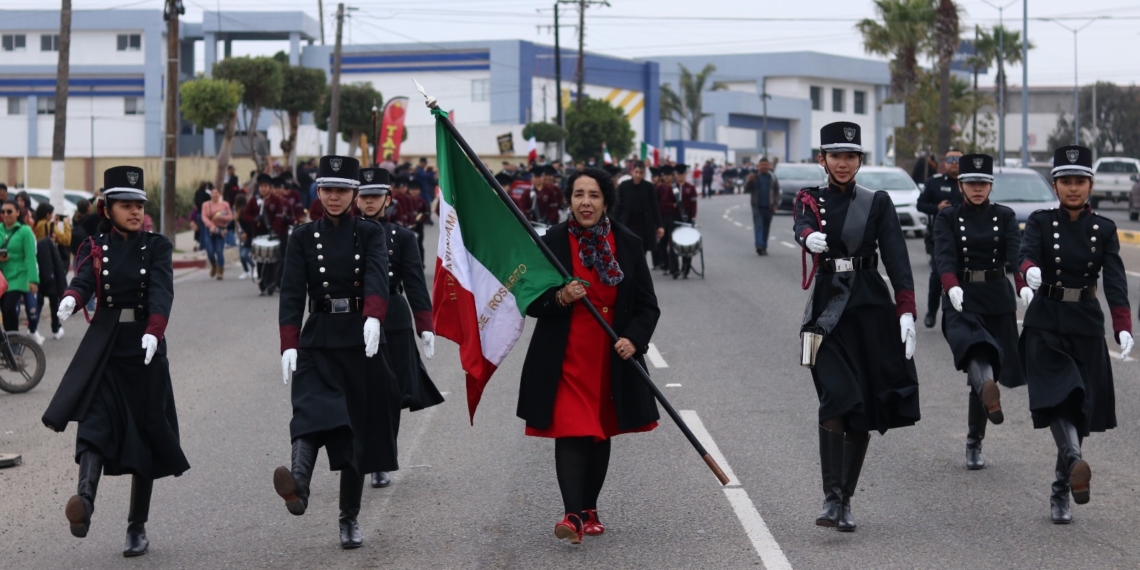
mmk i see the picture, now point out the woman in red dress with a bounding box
[519,167,662,544]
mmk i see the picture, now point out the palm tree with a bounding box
[857,0,937,162]
[659,63,728,141]
[972,25,1033,141]
[932,0,961,154]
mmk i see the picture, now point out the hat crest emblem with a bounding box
[1066,149,1080,164]
[126,172,139,186]
[363,170,374,182]
[843,127,856,142]
[973,157,983,169]
[330,158,343,172]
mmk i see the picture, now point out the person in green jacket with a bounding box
[0,200,40,332]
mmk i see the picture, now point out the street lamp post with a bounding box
[980,0,1017,165]
[1048,19,1098,146]
[759,77,771,159]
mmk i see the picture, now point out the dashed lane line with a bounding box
[646,343,669,368]
[780,241,796,249]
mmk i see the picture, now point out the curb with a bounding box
[1120,230,1140,246]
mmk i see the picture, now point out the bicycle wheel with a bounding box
[0,335,47,394]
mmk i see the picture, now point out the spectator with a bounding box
[701,160,715,199]
[71,198,92,257]
[0,200,39,334]
[745,158,780,256]
[413,157,437,202]
[191,181,213,252]
[29,209,65,342]
[379,153,397,174]
[223,165,243,206]
[200,186,233,280]
[233,193,255,280]
[14,191,34,226]
[0,183,8,203]
[35,202,72,272]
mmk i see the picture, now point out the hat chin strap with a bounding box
[822,156,861,187]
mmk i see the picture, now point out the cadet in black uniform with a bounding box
[932,154,1026,470]
[355,167,444,489]
[273,155,396,548]
[794,122,920,532]
[1019,145,1133,524]
[43,166,189,557]
[917,149,963,328]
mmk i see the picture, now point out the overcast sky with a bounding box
[11,0,1140,86]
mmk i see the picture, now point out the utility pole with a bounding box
[981,0,1016,164]
[554,3,564,160]
[318,0,326,45]
[163,0,183,239]
[1020,0,1028,165]
[326,3,345,155]
[559,0,608,110]
[1048,18,1097,146]
[50,0,72,211]
[972,24,979,152]
[760,78,770,159]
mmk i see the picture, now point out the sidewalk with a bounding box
[172,229,240,269]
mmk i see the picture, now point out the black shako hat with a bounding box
[659,165,675,176]
[103,166,147,202]
[315,155,360,189]
[1051,145,1094,179]
[820,121,863,154]
[674,164,689,175]
[358,167,392,196]
[958,153,994,183]
[256,173,272,184]
[270,176,285,188]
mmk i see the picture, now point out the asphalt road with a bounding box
[3,195,1140,569]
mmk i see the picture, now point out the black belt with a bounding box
[957,267,1007,282]
[819,254,878,273]
[1040,284,1097,302]
[308,297,363,313]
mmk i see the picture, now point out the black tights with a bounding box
[820,416,869,442]
[555,437,612,517]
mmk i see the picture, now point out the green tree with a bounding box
[522,121,568,144]
[315,82,382,158]
[659,63,728,141]
[903,68,976,153]
[857,0,937,162]
[565,98,635,163]
[179,78,243,191]
[1048,82,1140,158]
[971,25,1033,145]
[931,0,961,154]
[277,65,327,173]
[212,56,284,171]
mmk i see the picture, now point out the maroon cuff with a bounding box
[1019,260,1037,275]
[799,227,814,241]
[64,289,84,307]
[1111,306,1132,343]
[940,272,960,291]
[363,294,388,322]
[413,310,434,335]
[1014,272,1027,290]
[280,324,300,353]
[894,290,916,318]
[144,314,168,340]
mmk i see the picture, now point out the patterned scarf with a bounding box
[568,214,624,286]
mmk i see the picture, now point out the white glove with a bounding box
[281,348,297,385]
[57,296,76,322]
[141,334,158,365]
[1026,266,1041,290]
[364,317,381,358]
[900,313,916,360]
[1019,287,1034,307]
[421,331,435,360]
[805,232,828,254]
[1119,331,1134,360]
[948,286,964,312]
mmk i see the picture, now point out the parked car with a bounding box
[990,167,1059,227]
[774,162,827,212]
[855,166,925,236]
[1090,157,1140,208]
[22,189,91,219]
[1128,175,1140,221]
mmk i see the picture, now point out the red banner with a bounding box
[376,97,409,164]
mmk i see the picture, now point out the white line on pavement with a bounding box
[1128,271,1140,279]
[780,241,796,249]
[665,383,682,387]
[678,410,737,486]
[733,221,744,227]
[646,343,669,368]
[746,226,753,231]
[724,489,794,570]
[1108,351,1136,362]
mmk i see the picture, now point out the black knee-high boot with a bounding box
[1050,449,1073,524]
[816,426,844,527]
[274,437,319,516]
[65,450,104,538]
[1050,418,1089,507]
[339,468,364,549]
[837,433,869,532]
[966,357,1003,424]
[966,392,987,470]
[123,476,153,557]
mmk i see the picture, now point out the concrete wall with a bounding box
[3,156,259,193]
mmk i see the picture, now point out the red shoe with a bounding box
[581,509,605,536]
[554,513,583,544]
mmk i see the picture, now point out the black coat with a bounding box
[612,180,663,252]
[379,220,432,334]
[917,174,962,252]
[932,201,1023,315]
[517,221,661,431]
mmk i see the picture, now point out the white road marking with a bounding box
[680,410,792,570]
[780,241,796,249]
[665,383,682,388]
[1108,351,1136,362]
[646,343,669,368]
[733,221,744,227]
[746,226,753,231]
[1127,271,1140,279]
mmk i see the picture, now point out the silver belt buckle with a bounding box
[329,298,352,314]
[834,258,854,272]
[119,308,135,322]
[968,270,986,283]
[1062,288,1081,302]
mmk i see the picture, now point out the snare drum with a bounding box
[672,226,702,256]
[251,235,281,264]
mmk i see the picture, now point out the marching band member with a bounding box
[535,164,564,226]
[612,161,664,265]
[672,164,699,279]
[794,122,920,532]
[1018,145,1133,524]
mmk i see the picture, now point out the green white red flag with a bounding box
[640,141,659,166]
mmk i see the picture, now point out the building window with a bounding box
[810,86,822,111]
[2,34,26,52]
[40,34,59,52]
[7,98,26,116]
[854,90,866,115]
[832,88,845,113]
[36,97,55,115]
[124,97,143,115]
[117,34,142,52]
[471,78,490,102]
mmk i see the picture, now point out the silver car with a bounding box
[854,166,926,236]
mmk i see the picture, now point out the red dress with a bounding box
[526,231,658,441]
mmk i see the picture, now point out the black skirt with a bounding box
[291,347,398,474]
[387,328,444,412]
[75,322,190,480]
[1020,327,1116,435]
[940,306,1025,388]
[811,304,921,434]
[366,350,402,471]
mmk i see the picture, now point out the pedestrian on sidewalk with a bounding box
[746,158,780,256]
[43,166,189,558]
[519,167,661,545]
[200,188,233,280]
[30,203,67,342]
[0,201,39,334]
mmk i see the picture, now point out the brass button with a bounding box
[602,307,609,313]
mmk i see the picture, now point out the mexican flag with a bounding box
[602,143,613,165]
[432,109,565,422]
[527,135,537,164]
[640,141,659,166]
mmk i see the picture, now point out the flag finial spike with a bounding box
[413,79,439,110]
